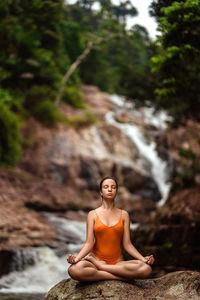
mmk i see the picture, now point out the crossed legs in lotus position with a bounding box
[68,256,152,282]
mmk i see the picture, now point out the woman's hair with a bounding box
[99,176,118,191]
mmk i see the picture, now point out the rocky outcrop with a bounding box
[131,187,200,275]
[45,271,200,300]
[0,169,56,249]
[132,119,200,275]
[0,85,161,252]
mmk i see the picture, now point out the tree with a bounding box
[151,0,200,123]
[111,1,138,24]
[149,0,186,20]
[113,25,157,102]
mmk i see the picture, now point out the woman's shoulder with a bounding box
[87,209,97,220]
[120,209,128,214]
[86,210,97,225]
[88,209,96,216]
[121,209,129,219]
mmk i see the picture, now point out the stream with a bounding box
[0,95,172,299]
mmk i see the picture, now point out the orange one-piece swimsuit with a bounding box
[91,210,124,264]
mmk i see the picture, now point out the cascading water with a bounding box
[0,94,172,299]
[107,94,172,206]
[0,214,86,297]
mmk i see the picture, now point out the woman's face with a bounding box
[100,179,117,200]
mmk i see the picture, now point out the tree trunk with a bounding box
[55,33,120,106]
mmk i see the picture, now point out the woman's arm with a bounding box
[122,211,154,264]
[67,210,95,264]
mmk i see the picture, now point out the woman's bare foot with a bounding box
[84,256,106,269]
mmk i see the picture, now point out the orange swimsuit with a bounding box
[91,210,124,264]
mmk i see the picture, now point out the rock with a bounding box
[81,85,114,120]
[0,85,162,253]
[129,198,156,224]
[195,174,200,186]
[122,166,162,202]
[0,172,56,250]
[0,249,15,277]
[44,271,200,300]
[115,110,133,123]
[116,188,156,223]
[132,216,200,274]
[136,119,200,275]
[62,210,87,222]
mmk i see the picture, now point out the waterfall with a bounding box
[107,94,172,206]
[0,94,172,297]
[0,215,86,294]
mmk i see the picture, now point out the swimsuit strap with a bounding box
[94,209,98,222]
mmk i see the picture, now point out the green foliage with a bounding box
[162,242,173,249]
[149,0,185,21]
[179,148,196,160]
[80,47,117,93]
[60,20,84,62]
[0,103,21,166]
[113,25,158,102]
[66,1,156,100]
[66,109,97,128]
[0,0,66,90]
[151,0,200,122]
[62,86,85,108]
[0,0,158,166]
[0,88,13,106]
[33,100,63,127]
[25,85,56,108]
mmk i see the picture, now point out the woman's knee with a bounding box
[135,261,152,278]
[68,261,97,281]
[68,265,79,280]
[126,260,145,273]
[68,262,83,280]
[142,264,152,278]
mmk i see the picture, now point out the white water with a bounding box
[0,216,86,294]
[107,94,171,205]
[0,247,67,293]
[0,94,172,295]
[0,215,140,295]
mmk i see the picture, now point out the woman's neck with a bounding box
[101,200,115,210]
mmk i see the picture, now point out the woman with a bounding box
[67,176,154,281]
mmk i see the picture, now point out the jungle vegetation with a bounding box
[0,0,199,165]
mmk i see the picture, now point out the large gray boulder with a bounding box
[44,271,200,300]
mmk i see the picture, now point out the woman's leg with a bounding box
[68,260,124,282]
[85,256,152,280]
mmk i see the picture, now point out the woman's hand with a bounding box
[142,255,154,265]
[67,254,79,264]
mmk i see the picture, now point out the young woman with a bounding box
[67,176,154,281]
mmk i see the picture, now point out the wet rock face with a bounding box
[132,222,200,275]
[0,250,15,277]
[79,157,99,191]
[0,248,36,277]
[0,170,56,250]
[0,85,162,252]
[131,188,200,274]
[45,271,200,300]
[122,166,162,202]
